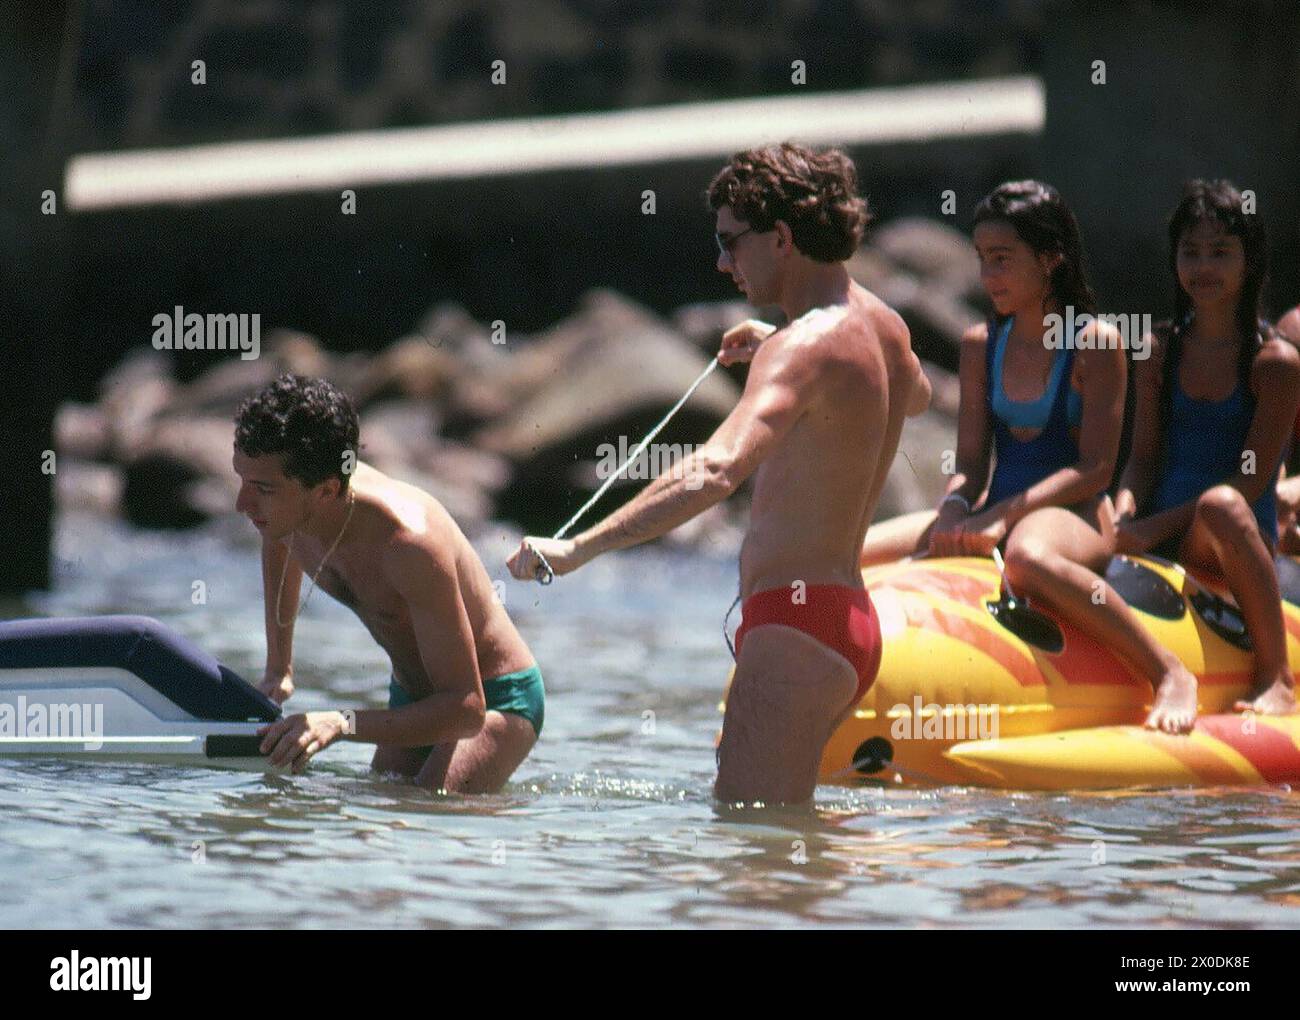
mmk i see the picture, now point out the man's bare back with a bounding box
[741,284,920,597]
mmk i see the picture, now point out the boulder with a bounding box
[870,217,983,301]
[474,290,740,532]
[475,290,738,459]
[352,334,457,410]
[165,329,334,418]
[120,414,240,528]
[672,299,756,354]
[54,403,110,461]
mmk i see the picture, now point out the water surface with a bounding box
[3,512,1299,928]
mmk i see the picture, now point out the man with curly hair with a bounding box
[233,374,544,792]
[508,143,931,805]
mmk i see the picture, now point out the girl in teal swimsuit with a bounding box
[862,181,1127,567]
[1113,180,1300,723]
[862,180,1133,611]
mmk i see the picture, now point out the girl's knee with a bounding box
[1002,537,1054,588]
[1195,485,1252,532]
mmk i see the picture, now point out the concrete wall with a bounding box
[1040,2,1300,318]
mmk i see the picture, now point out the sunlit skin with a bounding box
[232,449,540,790]
[1115,220,1300,719]
[507,199,931,805]
[233,449,340,545]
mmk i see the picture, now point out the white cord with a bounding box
[531,357,721,584]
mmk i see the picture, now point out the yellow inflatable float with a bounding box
[724,554,1300,790]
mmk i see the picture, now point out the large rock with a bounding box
[99,350,176,461]
[54,403,111,461]
[55,460,124,518]
[871,217,983,301]
[672,299,755,354]
[352,334,457,410]
[165,330,334,419]
[120,415,242,528]
[474,290,740,532]
[848,221,985,373]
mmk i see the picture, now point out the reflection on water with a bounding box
[2,512,1299,928]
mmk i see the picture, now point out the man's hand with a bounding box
[507,537,585,583]
[718,319,776,366]
[258,711,349,772]
[258,669,294,705]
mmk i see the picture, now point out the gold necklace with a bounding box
[275,490,356,628]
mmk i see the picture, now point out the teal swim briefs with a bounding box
[388,664,545,747]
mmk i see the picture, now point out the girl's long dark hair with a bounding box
[1158,179,1271,437]
[972,180,1098,318]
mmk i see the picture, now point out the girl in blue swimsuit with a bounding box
[1113,180,1300,724]
[862,181,1127,569]
[863,183,1239,715]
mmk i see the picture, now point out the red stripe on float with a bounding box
[899,596,1045,688]
[1195,715,1300,784]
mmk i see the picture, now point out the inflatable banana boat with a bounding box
[0,616,278,767]
[727,555,1300,791]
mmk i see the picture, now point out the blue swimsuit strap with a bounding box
[986,317,1077,432]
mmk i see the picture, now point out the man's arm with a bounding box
[259,537,300,703]
[260,535,487,770]
[350,539,487,747]
[508,328,817,578]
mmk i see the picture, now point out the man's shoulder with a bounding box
[369,485,459,573]
[1278,306,1300,345]
[786,294,903,352]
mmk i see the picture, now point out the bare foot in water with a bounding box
[1144,667,1199,734]
[1234,673,1297,716]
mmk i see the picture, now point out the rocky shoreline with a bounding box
[55,217,974,542]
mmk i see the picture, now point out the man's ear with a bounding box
[314,477,342,503]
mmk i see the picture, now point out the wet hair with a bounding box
[706,143,872,262]
[234,374,359,490]
[1158,179,1270,416]
[972,180,1098,317]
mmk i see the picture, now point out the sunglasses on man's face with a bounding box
[715,226,754,258]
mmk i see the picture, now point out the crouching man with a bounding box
[235,374,543,792]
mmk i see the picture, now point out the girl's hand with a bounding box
[927,500,970,558]
[957,511,1008,557]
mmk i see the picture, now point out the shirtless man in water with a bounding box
[234,374,544,791]
[508,143,930,804]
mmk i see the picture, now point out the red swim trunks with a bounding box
[733,584,882,705]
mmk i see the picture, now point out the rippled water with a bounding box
[3,511,1299,928]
